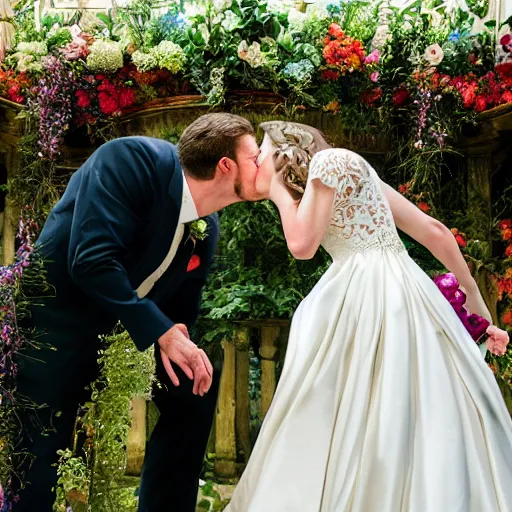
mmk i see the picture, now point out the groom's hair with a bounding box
[178,113,255,180]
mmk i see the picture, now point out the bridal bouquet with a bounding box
[434,273,509,356]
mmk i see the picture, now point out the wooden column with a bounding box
[214,338,237,478]
[125,396,146,476]
[235,326,251,463]
[259,325,280,420]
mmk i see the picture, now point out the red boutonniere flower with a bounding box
[187,254,201,272]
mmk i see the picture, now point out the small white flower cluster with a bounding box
[131,41,186,74]
[86,40,124,73]
[206,66,226,106]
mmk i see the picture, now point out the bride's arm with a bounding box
[381,181,492,321]
[269,174,335,260]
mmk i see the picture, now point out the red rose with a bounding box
[98,91,119,115]
[474,95,487,112]
[118,88,135,109]
[96,74,105,81]
[500,90,512,104]
[393,87,409,107]
[505,244,512,258]
[187,254,201,272]
[455,234,467,247]
[499,219,512,230]
[75,90,91,109]
[321,69,340,81]
[500,34,512,46]
[417,202,430,213]
[496,62,512,81]
[461,84,477,108]
[360,87,382,106]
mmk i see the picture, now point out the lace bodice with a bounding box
[308,148,405,261]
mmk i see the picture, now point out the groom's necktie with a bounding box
[136,223,186,299]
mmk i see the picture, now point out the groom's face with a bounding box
[231,134,265,201]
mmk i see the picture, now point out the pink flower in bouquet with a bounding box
[364,49,380,65]
[61,38,90,61]
[370,71,379,83]
[485,325,509,356]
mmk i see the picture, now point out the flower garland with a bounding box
[0,209,47,511]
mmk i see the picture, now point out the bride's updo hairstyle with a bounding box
[259,121,331,196]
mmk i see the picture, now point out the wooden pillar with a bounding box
[466,152,498,324]
[214,337,237,478]
[2,194,17,265]
[235,326,251,463]
[259,325,280,420]
[2,148,19,266]
[125,396,146,476]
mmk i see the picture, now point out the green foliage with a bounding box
[54,449,90,512]
[54,330,155,511]
[118,0,160,50]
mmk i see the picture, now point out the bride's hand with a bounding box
[269,171,301,208]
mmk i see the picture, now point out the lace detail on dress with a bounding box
[309,148,405,260]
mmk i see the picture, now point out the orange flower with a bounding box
[505,268,512,279]
[324,100,340,114]
[417,202,430,212]
[450,227,459,235]
[328,23,344,39]
[502,310,512,326]
[501,228,512,241]
[506,244,512,258]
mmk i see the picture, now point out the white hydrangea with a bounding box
[131,41,186,74]
[131,50,158,72]
[150,40,186,73]
[86,40,124,73]
[16,41,48,56]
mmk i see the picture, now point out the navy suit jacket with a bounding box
[35,136,219,351]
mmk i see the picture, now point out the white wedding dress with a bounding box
[226,148,512,512]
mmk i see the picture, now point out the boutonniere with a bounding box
[189,219,209,242]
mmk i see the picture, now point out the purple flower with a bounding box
[433,272,491,342]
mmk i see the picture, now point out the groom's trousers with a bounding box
[13,314,101,512]
[138,350,223,512]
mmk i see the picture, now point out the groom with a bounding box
[14,113,269,511]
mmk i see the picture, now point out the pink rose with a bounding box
[370,71,379,83]
[485,325,509,356]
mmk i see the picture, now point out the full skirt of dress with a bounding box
[226,250,512,512]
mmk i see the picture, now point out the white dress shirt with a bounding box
[136,172,199,299]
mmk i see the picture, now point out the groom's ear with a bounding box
[218,156,233,175]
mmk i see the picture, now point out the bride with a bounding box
[225,121,512,511]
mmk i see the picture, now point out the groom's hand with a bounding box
[158,324,213,396]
